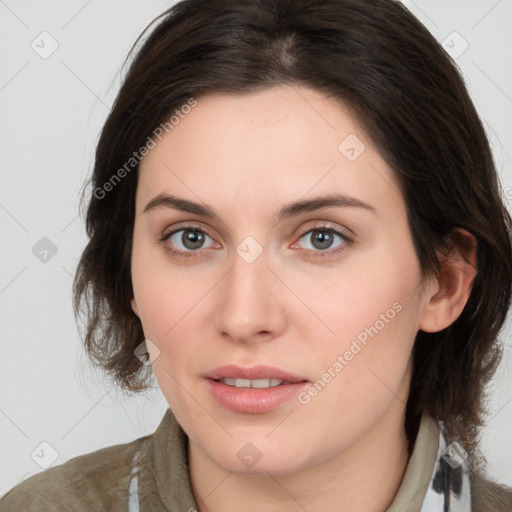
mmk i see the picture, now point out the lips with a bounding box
[204,364,310,414]
[204,364,309,383]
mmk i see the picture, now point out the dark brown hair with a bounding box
[73,0,512,471]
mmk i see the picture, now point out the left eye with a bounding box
[295,227,348,252]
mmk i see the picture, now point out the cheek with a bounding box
[294,288,419,447]
[307,246,422,386]
[131,234,197,338]
[133,278,200,362]
[131,255,209,386]
[302,252,418,346]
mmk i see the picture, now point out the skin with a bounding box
[130,85,477,512]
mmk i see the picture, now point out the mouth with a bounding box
[204,364,309,383]
[216,377,290,388]
[204,365,310,414]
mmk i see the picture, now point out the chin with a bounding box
[220,453,307,476]
[201,435,315,476]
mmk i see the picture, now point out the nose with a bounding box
[212,246,287,345]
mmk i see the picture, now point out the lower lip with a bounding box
[206,379,310,414]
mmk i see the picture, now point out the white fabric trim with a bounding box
[420,421,471,511]
[127,447,143,512]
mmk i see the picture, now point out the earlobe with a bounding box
[418,228,477,334]
[131,297,139,318]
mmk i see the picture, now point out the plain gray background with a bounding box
[1,0,511,497]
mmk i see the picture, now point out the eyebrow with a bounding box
[143,193,377,220]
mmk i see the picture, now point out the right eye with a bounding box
[160,225,219,257]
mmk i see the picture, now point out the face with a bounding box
[130,85,435,475]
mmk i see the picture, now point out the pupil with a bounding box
[313,231,332,250]
[183,230,204,249]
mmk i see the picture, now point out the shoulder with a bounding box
[0,435,150,512]
[470,470,512,512]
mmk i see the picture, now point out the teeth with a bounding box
[219,378,284,388]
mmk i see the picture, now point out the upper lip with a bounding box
[205,364,309,383]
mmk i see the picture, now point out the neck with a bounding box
[188,404,411,512]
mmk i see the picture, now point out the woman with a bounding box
[1,0,511,511]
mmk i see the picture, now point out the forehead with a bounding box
[136,85,404,221]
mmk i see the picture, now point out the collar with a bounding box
[389,414,471,512]
[420,419,472,511]
[130,409,471,512]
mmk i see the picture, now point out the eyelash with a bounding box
[159,223,353,259]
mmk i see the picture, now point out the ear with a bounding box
[419,228,477,333]
[131,297,140,318]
